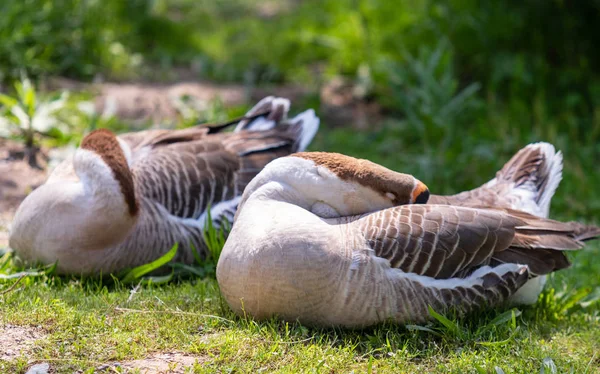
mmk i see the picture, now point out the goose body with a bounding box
[217,148,599,327]
[9,97,319,274]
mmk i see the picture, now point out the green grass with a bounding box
[2,102,600,372]
[1,139,599,373]
[1,257,599,373]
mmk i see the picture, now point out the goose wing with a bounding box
[128,127,300,222]
[112,128,303,266]
[348,204,598,319]
[353,204,591,279]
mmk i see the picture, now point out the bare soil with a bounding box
[47,76,381,129]
[0,324,46,362]
[115,352,208,373]
[47,77,309,126]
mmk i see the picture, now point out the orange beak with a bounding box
[411,181,430,204]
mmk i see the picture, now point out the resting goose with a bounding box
[216,149,600,327]
[9,97,319,275]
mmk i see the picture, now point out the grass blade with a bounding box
[428,305,461,338]
[0,270,45,280]
[477,326,521,346]
[121,244,178,284]
[485,309,522,330]
[140,271,175,286]
[405,324,442,337]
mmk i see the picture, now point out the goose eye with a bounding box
[385,192,396,200]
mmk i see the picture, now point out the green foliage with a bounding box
[112,209,229,283]
[0,76,75,166]
[0,0,144,82]
[201,209,229,267]
[0,250,57,291]
[119,244,178,285]
[2,1,598,97]
[533,284,600,322]
[178,207,231,279]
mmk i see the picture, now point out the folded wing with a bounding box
[346,204,599,319]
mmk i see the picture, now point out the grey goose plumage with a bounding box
[216,148,599,327]
[9,97,319,274]
[427,142,565,303]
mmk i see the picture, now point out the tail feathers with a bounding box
[235,96,290,132]
[492,214,600,275]
[493,247,570,276]
[289,109,319,152]
[488,142,563,217]
[237,97,319,152]
[512,210,600,244]
[570,223,600,242]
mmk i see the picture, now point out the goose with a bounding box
[9,97,319,275]
[216,147,600,327]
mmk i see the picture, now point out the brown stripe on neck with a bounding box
[292,152,427,205]
[81,129,138,216]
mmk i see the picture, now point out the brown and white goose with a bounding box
[216,149,599,327]
[9,97,319,275]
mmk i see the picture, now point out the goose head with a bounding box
[9,129,139,270]
[237,151,429,218]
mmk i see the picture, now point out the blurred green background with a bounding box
[1,0,599,220]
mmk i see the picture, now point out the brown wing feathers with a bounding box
[125,101,303,221]
[356,205,599,280]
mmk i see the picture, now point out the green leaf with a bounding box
[120,243,178,284]
[169,262,207,278]
[558,287,593,315]
[405,324,442,337]
[427,305,461,337]
[579,288,600,309]
[484,309,522,330]
[43,261,58,276]
[0,250,13,271]
[0,270,45,280]
[201,205,229,266]
[24,84,36,118]
[190,241,203,265]
[140,271,174,285]
[477,326,521,346]
[0,93,18,109]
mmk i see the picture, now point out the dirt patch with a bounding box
[0,324,46,361]
[48,77,309,126]
[319,76,383,130]
[48,76,381,130]
[0,140,49,249]
[102,353,208,373]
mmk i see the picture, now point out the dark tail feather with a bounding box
[492,213,600,276]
